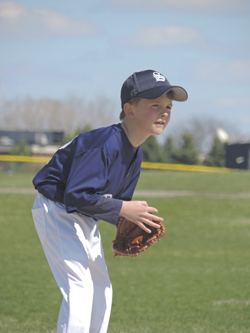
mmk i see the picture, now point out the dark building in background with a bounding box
[0,130,64,146]
[0,130,64,156]
[225,143,250,170]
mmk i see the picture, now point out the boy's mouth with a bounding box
[155,121,165,125]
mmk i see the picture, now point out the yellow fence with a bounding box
[141,162,231,173]
[0,155,50,163]
[0,155,232,173]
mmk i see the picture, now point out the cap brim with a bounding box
[136,85,188,102]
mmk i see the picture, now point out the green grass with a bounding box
[0,172,34,188]
[137,169,250,193]
[105,196,250,333]
[0,194,61,333]
[0,170,250,332]
[1,168,250,193]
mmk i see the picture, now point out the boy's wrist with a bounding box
[119,200,128,217]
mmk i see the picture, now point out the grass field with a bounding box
[0,169,250,332]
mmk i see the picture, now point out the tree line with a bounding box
[141,134,226,167]
[1,96,244,168]
[8,124,227,167]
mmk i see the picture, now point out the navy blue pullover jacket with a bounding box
[33,123,142,226]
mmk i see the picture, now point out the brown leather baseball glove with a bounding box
[112,217,166,258]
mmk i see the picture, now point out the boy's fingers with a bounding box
[147,220,161,229]
[146,212,163,223]
[141,218,162,229]
[138,219,162,233]
[147,206,158,214]
[137,222,152,233]
[151,215,164,223]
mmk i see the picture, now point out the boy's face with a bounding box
[129,94,172,136]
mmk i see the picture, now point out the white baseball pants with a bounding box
[32,193,112,333]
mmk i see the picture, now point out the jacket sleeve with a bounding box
[63,148,111,213]
[77,196,123,226]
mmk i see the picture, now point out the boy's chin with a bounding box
[152,128,165,136]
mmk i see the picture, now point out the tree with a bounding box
[164,115,242,154]
[10,140,31,156]
[63,125,93,143]
[162,136,176,163]
[141,136,163,163]
[9,140,31,172]
[203,136,226,167]
[0,95,116,132]
[171,133,199,165]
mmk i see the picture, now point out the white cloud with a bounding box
[126,26,204,49]
[109,0,250,14]
[0,1,98,39]
[0,1,25,19]
[192,60,250,83]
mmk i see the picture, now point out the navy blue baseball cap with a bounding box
[121,69,188,108]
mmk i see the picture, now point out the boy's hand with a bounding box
[119,200,164,233]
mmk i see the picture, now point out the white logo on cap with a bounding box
[153,72,165,82]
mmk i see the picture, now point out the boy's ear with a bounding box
[123,103,135,119]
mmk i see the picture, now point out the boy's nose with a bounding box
[160,110,168,117]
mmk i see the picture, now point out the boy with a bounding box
[31,69,188,333]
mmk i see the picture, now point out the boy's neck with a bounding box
[121,121,149,148]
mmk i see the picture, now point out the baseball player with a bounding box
[31,69,188,333]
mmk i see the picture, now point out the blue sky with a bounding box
[1,0,250,140]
